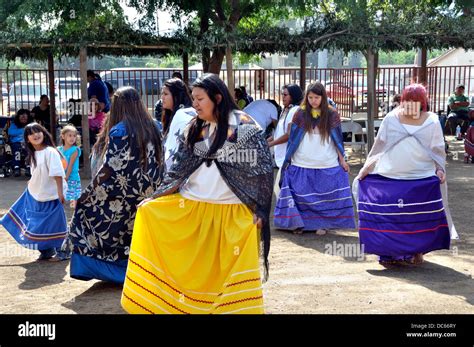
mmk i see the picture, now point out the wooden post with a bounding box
[366,48,378,152]
[47,52,57,143]
[183,52,189,85]
[79,47,91,178]
[419,47,427,85]
[300,49,307,92]
[226,45,235,99]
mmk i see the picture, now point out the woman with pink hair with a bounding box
[353,84,458,267]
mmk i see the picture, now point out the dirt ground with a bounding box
[0,136,473,314]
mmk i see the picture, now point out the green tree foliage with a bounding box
[128,0,313,73]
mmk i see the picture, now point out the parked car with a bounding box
[99,68,201,110]
[8,82,48,114]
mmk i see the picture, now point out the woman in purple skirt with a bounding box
[353,84,458,266]
[274,82,355,235]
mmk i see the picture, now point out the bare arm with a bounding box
[65,150,79,181]
[268,133,289,147]
[268,122,291,147]
[53,176,65,204]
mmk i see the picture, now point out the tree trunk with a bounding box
[200,13,210,73]
[225,45,234,98]
[202,48,210,73]
[207,48,226,74]
[419,47,427,85]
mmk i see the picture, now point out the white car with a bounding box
[8,82,48,114]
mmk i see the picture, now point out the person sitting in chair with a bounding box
[448,84,470,138]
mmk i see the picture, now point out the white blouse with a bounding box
[274,106,299,168]
[28,146,67,201]
[180,161,242,204]
[373,121,437,179]
[292,129,339,169]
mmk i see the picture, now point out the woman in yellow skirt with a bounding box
[121,74,274,314]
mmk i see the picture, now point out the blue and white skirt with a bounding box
[274,165,356,230]
[357,174,450,259]
[65,179,82,201]
[0,189,67,250]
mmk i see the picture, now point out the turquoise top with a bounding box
[58,145,81,182]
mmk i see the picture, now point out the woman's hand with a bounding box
[356,169,369,181]
[436,169,446,184]
[253,214,263,229]
[340,158,350,173]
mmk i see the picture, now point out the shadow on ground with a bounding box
[0,260,68,290]
[367,261,474,306]
[62,281,124,314]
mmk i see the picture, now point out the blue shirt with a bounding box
[58,145,81,181]
[88,79,111,112]
[7,123,25,143]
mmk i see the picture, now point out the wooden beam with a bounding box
[366,48,378,152]
[79,47,91,179]
[47,52,57,143]
[183,52,189,85]
[300,49,307,92]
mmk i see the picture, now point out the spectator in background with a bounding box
[160,78,196,171]
[31,95,52,132]
[171,71,183,80]
[240,86,254,104]
[154,71,184,124]
[8,109,33,177]
[448,84,470,137]
[390,94,402,112]
[88,97,106,147]
[104,81,114,100]
[87,70,110,113]
[234,88,248,109]
[243,99,281,137]
[267,84,303,197]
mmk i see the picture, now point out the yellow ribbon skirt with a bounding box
[121,194,264,314]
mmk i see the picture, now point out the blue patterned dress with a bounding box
[67,121,163,283]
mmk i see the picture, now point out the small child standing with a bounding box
[88,97,106,147]
[58,125,82,209]
[0,123,68,261]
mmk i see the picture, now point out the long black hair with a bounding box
[301,82,331,141]
[283,83,303,106]
[23,123,56,167]
[13,109,33,128]
[187,73,239,161]
[94,86,162,169]
[161,78,193,136]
